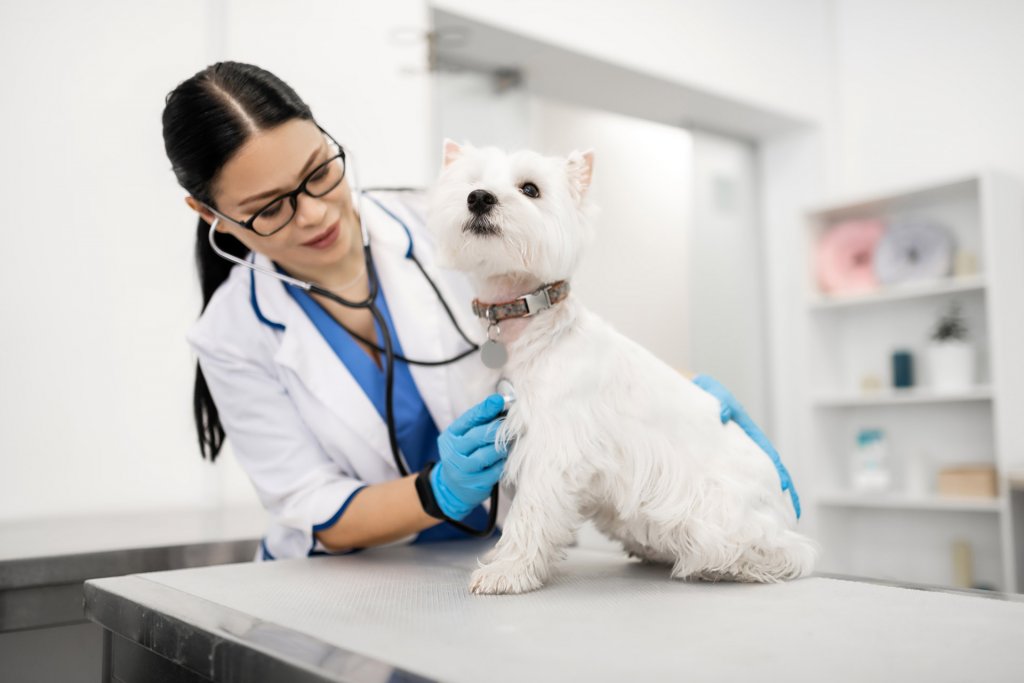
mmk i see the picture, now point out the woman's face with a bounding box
[188,118,360,278]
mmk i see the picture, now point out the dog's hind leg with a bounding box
[720,531,819,583]
[670,527,818,583]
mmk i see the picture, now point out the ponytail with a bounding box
[162,62,313,461]
[192,216,248,460]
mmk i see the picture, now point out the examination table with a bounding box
[84,538,1024,682]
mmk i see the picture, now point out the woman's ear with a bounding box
[184,196,219,227]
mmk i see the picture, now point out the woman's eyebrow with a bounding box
[239,145,323,208]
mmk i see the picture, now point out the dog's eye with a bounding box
[519,182,540,199]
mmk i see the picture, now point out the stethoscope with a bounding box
[206,171,505,538]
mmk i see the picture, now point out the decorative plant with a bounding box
[931,301,968,343]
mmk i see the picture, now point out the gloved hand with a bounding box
[429,393,508,521]
[692,374,801,519]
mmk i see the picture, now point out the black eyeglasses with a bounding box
[208,126,347,237]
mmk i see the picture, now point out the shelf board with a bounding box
[817,492,1002,513]
[814,385,993,407]
[806,174,981,220]
[808,275,986,311]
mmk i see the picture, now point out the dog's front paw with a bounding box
[470,561,544,595]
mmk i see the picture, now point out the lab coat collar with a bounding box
[248,197,461,473]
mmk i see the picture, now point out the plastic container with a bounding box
[851,428,891,492]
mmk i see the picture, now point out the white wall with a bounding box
[0,0,215,520]
[433,71,693,370]
[431,0,833,126]
[433,70,533,156]
[0,0,433,520]
[689,131,768,426]
[219,0,433,189]
[832,0,1024,193]
[528,98,693,372]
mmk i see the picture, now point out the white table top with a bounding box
[86,539,1024,682]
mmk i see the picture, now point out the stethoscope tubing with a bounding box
[206,190,497,538]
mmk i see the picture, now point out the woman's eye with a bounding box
[259,201,283,218]
[519,182,540,199]
[310,166,329,181]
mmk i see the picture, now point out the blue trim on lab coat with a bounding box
[279,259,491,543]
[249,255,286,331]
[313,486,369,532]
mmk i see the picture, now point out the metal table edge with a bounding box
[813,571,1024,602]
[82,575,435,683]
[0,538,261,591]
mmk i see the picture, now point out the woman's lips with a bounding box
[302,221,340,249]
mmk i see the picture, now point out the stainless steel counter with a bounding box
[1,506,266,632]
[85,539,1024,683]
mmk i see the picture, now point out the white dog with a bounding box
[427,141,817,595]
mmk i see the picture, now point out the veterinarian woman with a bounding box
[162,61,794,562]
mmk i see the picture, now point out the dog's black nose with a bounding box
[467,189,497,215]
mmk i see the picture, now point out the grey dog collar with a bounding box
[471,280,571,323]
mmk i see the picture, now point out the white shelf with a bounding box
[808,274,986,311]
[814,385,994,408]
[817,491,1002,513]
[800,171,1024,592]
[806,174,980,221]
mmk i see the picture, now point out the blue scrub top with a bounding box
[279,261,491,543]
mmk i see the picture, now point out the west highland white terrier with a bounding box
[427,141,818,595]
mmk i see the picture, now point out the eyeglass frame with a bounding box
[203,124,347,237]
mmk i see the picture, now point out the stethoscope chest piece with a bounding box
[496,377,516,411]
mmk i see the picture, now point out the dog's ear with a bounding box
[566,149,595,202]
[442,139,463,169]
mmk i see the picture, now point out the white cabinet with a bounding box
[803,173,1024,592]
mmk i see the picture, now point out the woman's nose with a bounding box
[293,192,328,229]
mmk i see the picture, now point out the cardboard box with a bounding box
[937,464,998,498]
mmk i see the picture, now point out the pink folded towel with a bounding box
[816,219,885,295]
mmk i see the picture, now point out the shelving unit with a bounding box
[816,491,1003,513]
[814,385,994,408]
[808,273,987,310]
[802,172,1024,593]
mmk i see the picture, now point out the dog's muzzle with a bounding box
[464,216,501,236]
[464,189,501,236]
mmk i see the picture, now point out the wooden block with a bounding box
[936,464,997,498]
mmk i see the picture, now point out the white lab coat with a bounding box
[186,192,496,561]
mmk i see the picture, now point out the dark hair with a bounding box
[162,62,314,462]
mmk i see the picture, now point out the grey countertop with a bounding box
[1,505,267,589]
[0,505,267,564]
[85,539,1024,683]
[1,506,267,631]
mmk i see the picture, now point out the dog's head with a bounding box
[426,141,595,282]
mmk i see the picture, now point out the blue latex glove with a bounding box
[430,394,508,520]
[692,374,802,519]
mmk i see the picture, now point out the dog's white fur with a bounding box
[427,141,818,595]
